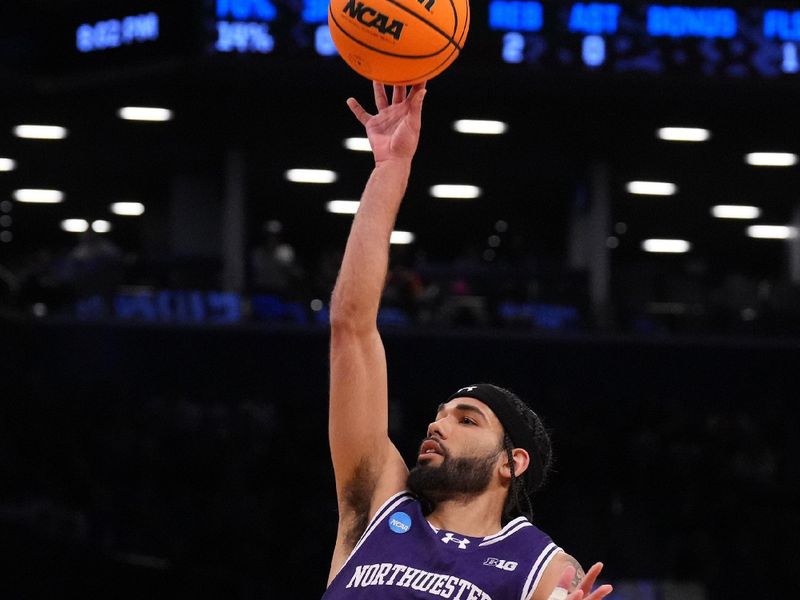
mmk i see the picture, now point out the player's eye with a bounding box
[461,416,476,425]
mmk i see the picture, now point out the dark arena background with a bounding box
[1,1,798,598]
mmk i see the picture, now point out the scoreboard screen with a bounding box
[485,1,800,79]
[30,0,800,82]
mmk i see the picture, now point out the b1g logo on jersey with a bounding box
[484,557,519,571]
[342,0,406,40]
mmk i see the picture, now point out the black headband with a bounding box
[446,384,538,461]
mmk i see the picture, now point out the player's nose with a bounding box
[427,416,448,439]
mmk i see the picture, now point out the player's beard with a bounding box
[407,445,501,510]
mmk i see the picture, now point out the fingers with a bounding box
[346,97,372,126]
[557,565,576,590]
[579,562,604,594]
[584,584,613,600]
[546,565,575,600]
[547,586,569,600]
[355,81,426,128]
[579,563,612,600]
[369,80,427,112]
[550,563,611,600]
[392,85,407,104]
[406,84,427,130]
[409,82,427,108]
[373,81,389,110]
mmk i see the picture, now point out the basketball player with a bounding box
[323,82,613,600]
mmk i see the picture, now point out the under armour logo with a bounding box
[441,533,470,549]
[458,386,477,393]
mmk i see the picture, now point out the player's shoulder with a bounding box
[528,551,584,600]
[547,551,583,575]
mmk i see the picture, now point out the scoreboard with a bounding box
[487,1,800,79]
[27,0,800,81]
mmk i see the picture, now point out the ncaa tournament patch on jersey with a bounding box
[388,511,411,534]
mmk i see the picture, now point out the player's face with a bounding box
[406,399,506,503]
[418,398,505,464]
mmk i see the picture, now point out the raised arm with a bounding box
[327,82,427,582]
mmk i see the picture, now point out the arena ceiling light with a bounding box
[343,137,371,152]
[452,119,508,135]
[13,125,68,139]
[390,230,415,245]
[711,205,761,219]
[285,169,338,184]
[641,238,692,253]
[0,158,17,171]
[625,181,678,196]
[13,189,65,203]
[430,184,482,199]
[61,219,89,233]
[117,106,174,122]
[746,225,797,239]
[656,127,711,142]
[110,202,145,216]
[326,200,360,214]
[744,152,798,167]
[92,220,112,233]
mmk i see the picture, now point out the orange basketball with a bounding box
[328,0,470,85]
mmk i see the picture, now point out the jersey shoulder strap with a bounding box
[343,491,416,567]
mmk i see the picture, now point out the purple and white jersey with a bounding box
[322,492,561,600]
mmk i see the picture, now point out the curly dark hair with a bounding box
[486,385,553,524]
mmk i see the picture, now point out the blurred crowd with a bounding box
[2,222,800,337]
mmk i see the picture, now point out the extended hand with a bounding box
[346,81,427,165]
[548,563,613,600]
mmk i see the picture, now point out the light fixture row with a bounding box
[10,192,146,218]
[61,219,112,233]
[340,119,510,155]
[9,107,174,141]
[636,225,798,255]
[285,169,483,199]
[0,108,172,199]
[5,113,794,256]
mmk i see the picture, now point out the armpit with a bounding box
[342,460,377,549]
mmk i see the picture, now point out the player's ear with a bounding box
[500,448,530,480]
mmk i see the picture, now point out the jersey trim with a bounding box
[479,519,533,547]
[520,543,561,600]
[341,491,414,570]
[426,511,535,547]
[480,516,528,542]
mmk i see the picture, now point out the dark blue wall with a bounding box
[1,317,796,599]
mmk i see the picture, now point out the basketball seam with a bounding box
[329,4,451,59]
[377,1,468,84]
[383,0,463,52]
[407,1,468,82]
